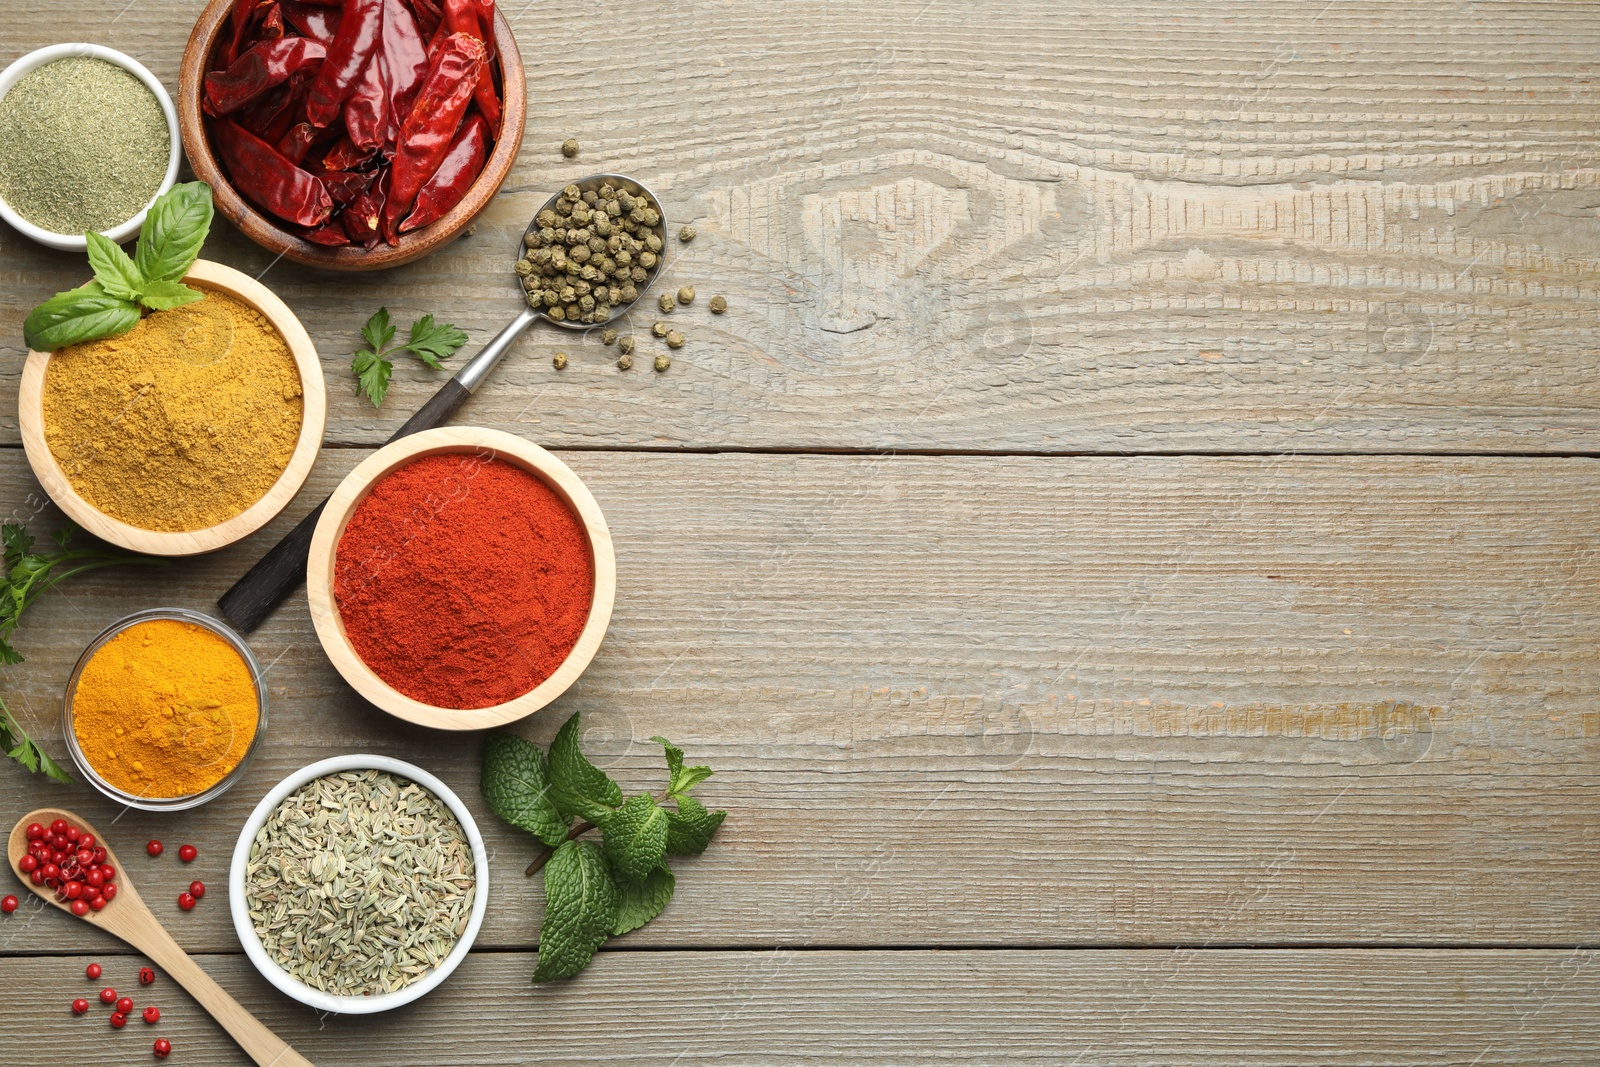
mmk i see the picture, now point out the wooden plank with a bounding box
[1,450,1596,952]
[4,2,1600,451]
[1,950,1596,1065]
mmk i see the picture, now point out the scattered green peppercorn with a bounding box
[677,286,695,305]
[618,336,635,355]
[617,353,633,370]
[654,354,671,372]
[666,330,685,349]
[601,328,618,345]
[652,321,670,338]
[679,224,696,243]
[553,352,569,369]
[658,291,674,313]
[561,138,579,157]
[709,295,727,314]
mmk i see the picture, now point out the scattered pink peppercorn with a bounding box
[99,987,116,1004]
[188,881,205,900]
[86,963,102,980]
[177,845,197,863]
[139,967,156,985]
[110,1011,127,1029]
[71,999,90,1014]
[1,895,17,913]
[153,1038,172,1058]
[177,892,195,911]
[146,840,163,858]
[143,1005,160,1024]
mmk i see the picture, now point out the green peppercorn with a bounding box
[658,291,674,313]
[654,354,671,372]
[564,184,582,200]
[639,251,658,270]
[621,284,638,302]
[710,295,728,314]
[617,353,633,370]
[677,286,695,305]
[618,336,635,355]
[579,295,596,312]
[666,330,685,349]
[561,138,579,158]
[652,321,670,338]
[582,189,599,206]
[631,266,647,283]
[514,259,533,276]
[553,351,569,368]
[537,209,558,228]
[526,291,544,309]
[601,328,618,346]
[679,224,696,243]
[549,306,565,321]
[645,233,664,253]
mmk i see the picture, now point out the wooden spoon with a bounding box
[9,807,315,1067]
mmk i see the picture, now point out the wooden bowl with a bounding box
[306,426,616,731]
[18,259,326,556]
[177,0,526,271]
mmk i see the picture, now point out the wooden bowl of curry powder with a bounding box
[18,259,325,556]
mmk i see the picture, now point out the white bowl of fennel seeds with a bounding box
[0,44,179,250]
[230,755,488,1014]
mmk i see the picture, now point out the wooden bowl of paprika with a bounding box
[305,426,616,731]
[176,0,526,271]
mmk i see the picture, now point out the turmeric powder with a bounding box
[41,289,303,532]
[71,618,259,799]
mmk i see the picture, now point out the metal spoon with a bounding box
[218,173,668,632]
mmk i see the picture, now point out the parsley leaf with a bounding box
[533,840,618,983]
[349,307,467,407]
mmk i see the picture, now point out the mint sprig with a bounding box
[350,307,468,406]
[22,183,213,351]
[481,712,727,982]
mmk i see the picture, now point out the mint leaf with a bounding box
[533,840,618,982]
[85,232,144,300]
[482,732,570,847]
[23,282,141,351]
[133,181,213,283]
[653,735,713,798]
[548,712,622,822]
[665,794,726,856]
[612,865,674,936]
[399,313,467,369]
[351,348,392,407]
[361,307,396,354]
[598,794,669,883]
[138,279,205,312]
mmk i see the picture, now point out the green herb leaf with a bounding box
[399,313,468,369]
[23,282,140,352]
[133,181,213,283]
[361,307,396,355]
[351,348,393,407]
[665,794,727,856]
[1,522,160,667]
[85,232,144,301]
[482,733,571,847]
[597,793,669,883]
[653,735,714,799]
[137,279,205,312]
[611,864,674,936]
[533,839,618,982]
[548,712,623,822]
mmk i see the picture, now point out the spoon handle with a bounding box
[216,306,540,632]
[125,921,315,1067]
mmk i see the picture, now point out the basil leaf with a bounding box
[23,282,141,351]
[133,182,213,283]
[137,279,205,312]
[85,232,144,301]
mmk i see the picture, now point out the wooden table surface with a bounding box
[3,1,1599,1063]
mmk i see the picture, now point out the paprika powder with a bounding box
[333,453,594,709]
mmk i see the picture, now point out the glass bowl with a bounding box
[62,607,267,811]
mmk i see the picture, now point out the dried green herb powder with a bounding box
[0,57,169,235]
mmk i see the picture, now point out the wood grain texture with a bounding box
[2,950,1597,1065]
[1,450,1596,954]
[3,1,1600,451]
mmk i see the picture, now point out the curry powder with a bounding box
[41,290,303,532]
[72,618,258,798]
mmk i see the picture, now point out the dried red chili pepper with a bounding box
[212,119,335,228]
[441,0,499,133]
[381,0,431,144]
[280,0,341,44]
[381,32,484,244]
[305,0,383,128]
[399,112,488,233]
[344,55,389,152]
[342,182,386,249]
[253,68,318,144]
[323,134,377,172]
[259,1,285,39]
[302,223,352,246]
[220,0,259,68]
[203,37,325,116]
[406,0,443,39]
[276,121,318,164]
[319,168,377,206]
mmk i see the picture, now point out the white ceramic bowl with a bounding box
[229,755,490,1014]
[0,43,181,250]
